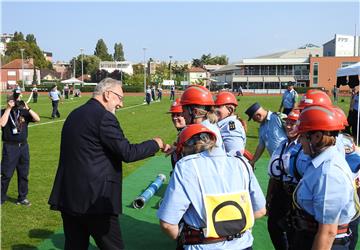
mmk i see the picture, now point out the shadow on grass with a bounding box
[11,244,37,250]
[29,229,53,239]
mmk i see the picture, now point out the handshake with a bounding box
[153,137,172,154]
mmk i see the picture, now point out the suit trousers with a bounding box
[61,212,124,250]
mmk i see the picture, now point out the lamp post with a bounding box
[169,55,173,81]
[143,48,147,94]
[20,48,25,90]
[80,48,84,82]
[73,58,76,78]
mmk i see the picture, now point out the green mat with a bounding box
[38,156,273,250]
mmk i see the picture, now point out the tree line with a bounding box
[2,31,228,86]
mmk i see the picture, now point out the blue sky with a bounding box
[1,1,359,63]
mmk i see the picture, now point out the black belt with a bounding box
[333,236,350,245]
[3,141,27,146]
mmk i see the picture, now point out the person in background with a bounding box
[292,105,359,250]
[332,85,339,103]
[48,78,170,250]
[279,82,298,115]
[245,102,287,168]
[238,85,243,96]
[1,94,40,206]
[215,91,246,156]
[151,85,156,101]
[63,84,70,99]
[167,98,186,169]
[157,85,163,101]
[31,84,38,103]
[145,86,152,105]
[158,124,266,250]
[49,85,62,119]
[170,85,175,100]
[349,87,359,143]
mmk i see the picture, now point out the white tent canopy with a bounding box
[61,77,83,84]
[336,62,360,77]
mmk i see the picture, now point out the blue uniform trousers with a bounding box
[1,142,30,203]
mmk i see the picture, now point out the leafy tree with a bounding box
[73,54,101,77]
[192,54,228,66]
[92,69,110,83]
[133,63,145,75]
[25,34,37,44]
[109,70,122,80]
[192,58,203,67]
[94,39,112,61]
[12,31,24,41]
[5,39,51,69]
[113,43,125,61]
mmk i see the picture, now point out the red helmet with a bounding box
[215,91,238,107]
[168,98,183,113]
[180,85,215,106]
[297,105,344,134]
[176,124,216,153]
[332,106,349,126]
[298,89,332,110]
[287,109,300,121]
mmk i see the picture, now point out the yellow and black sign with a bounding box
[203,191,254,238]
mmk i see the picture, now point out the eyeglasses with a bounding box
[108,91,124,102]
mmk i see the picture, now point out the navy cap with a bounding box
[245,102,261,121]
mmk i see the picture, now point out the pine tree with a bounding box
[113,43,125,61]
[94,39,112,61]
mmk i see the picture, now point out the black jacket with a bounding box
[48,99,159,215]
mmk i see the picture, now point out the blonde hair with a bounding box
[182,134,216,156]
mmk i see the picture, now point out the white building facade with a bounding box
[99,61,134,75]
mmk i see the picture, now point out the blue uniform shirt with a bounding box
[158,150,266,250]
[259,111,287,156]
[282,89,298,109]
[295,146,357,225]
[49,90,60,101]
[217,115,246,156]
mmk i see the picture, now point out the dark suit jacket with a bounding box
[48,98,159,215]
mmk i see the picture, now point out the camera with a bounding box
[14,100,26,110]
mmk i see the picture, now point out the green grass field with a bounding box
[0,92,352,249]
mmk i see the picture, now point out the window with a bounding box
[7,71,16,76]
[341,62,357,68]
[313,63,318,86]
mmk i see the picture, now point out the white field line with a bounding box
[28,102,148,128]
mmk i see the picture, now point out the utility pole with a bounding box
[80,48,84,82]
[20,48,25,90]
[143,48,147,94]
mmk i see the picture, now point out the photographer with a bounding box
[0,94,40,206]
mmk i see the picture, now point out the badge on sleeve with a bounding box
[229,121,236,131]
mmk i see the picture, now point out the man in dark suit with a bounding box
[48,78,169,250]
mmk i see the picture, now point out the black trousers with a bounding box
[61,212,125,250]
[1,143,30,202]
[51,100,60,118]
[267,179,294,250]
